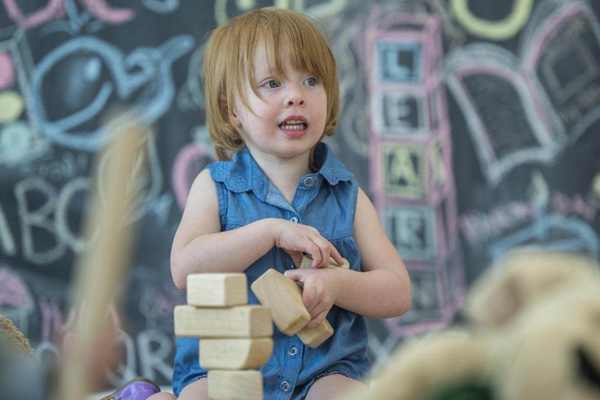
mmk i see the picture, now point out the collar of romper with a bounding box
[211,142,353,201]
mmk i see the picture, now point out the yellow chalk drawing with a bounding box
[215,0,346,25]
[0,91,24,123]
[451,0,533,40]
[383,144,426,199]
[216,0,303,25]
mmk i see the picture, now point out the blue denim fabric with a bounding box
[172,143,370,399]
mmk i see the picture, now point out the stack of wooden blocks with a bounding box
[174,274,273,400]
[251,255,349,349]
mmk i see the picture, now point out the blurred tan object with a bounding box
[55,114,147,400]
[0,313,35,358]
[466,250,600,328]
[340,250,600,400]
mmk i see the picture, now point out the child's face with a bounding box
[232,41,327,165]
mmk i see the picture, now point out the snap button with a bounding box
[303,176,315,187]
[288,346,298,356]
[281,381,291,392]
[290,217,298,223]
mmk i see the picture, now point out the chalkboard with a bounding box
[0,0,599,389]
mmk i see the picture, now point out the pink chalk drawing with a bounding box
[366,12,465,337]
[0,267,34,310]
[171,142,215,210]
[0,267,35,335]
[0,52,16,90]
[3,0,65,29]
[80,0,135,24]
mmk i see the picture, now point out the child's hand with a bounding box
[284,268,342,329]
[273,220,345,269]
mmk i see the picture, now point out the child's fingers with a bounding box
[310,236,335,268]
[306,310,328,329]
[300,279,317,311]
[308,238,327,268]
[329,246,344,266]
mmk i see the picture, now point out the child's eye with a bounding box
[265,80,280,89]
[304,77,318,86]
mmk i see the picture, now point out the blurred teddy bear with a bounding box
[0,313,44,400]
[343,250,600,400]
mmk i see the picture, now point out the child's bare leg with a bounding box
[177,378,208,400]
[304,374,367,400]
[147,393,176,400]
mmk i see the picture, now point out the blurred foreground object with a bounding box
[54,112,147,400]
[0,313,44,400]
[341,250,600,400]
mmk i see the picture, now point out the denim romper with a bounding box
[172,143,371,399]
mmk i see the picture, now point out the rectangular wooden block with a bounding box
[208,370,263,400]
[297,319,334,349]
[200,338,273,370]
[251,269,310,336]
[300,255,349,269]
[174,305,272,338]
[187,273,247,307]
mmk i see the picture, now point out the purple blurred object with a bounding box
[100,377,161,400]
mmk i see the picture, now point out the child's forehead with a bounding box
[249,39,309,74]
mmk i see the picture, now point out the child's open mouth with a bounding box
[279,120,307,131]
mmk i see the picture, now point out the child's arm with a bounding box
[171,170,344,290]
[284,187,411,327]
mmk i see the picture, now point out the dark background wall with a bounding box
[0,0,599,388]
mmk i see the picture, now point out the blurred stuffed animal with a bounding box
[342,250,600,400]
[0,313,35,359]
[0,313,44,400]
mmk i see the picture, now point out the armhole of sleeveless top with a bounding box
[350,179,360,225]
[206,166,228,230]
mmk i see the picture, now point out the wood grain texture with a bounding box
[300,255,349,269]
[174,305,272,338]
[297,319,334,349]
[200,338,273,369]
[250,269,310,335]
[187,273,247,307]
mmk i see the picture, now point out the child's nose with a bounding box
[285,87,305,106]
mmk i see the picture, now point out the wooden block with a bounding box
[297,319,334,349]
[300,255,349,269]
[208,370,263,400]
[251,269,310,335]
[200,338,273,370]
[174,305,272,338]
[187,273,247,307]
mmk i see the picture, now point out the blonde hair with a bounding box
[202,7,340,162]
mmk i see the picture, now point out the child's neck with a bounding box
[251,152,312,204]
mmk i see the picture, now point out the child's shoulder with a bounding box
[204,154,254,194]
[206,159,233,182]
